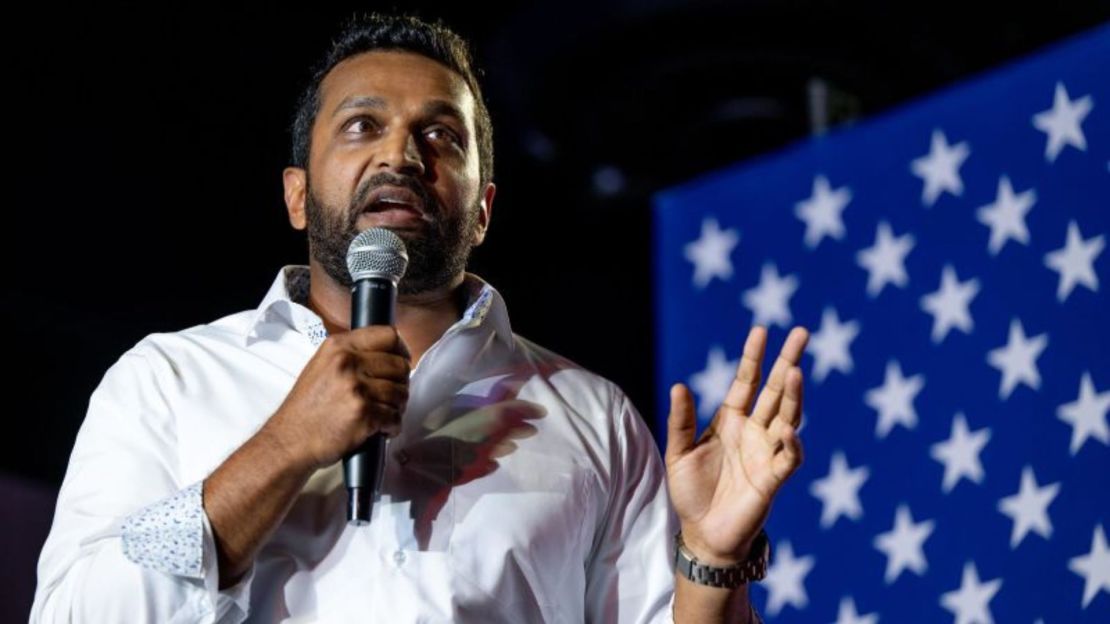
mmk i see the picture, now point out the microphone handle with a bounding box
[343,277,397,525]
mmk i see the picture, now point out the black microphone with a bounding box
[343,227,409,525]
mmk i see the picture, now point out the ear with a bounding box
[283,166,307,230]
[472,181,496,246]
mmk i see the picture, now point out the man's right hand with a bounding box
[263,325,412,471]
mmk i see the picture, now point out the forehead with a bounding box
[319,50,476,123]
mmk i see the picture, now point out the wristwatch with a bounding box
[674,529,770,588]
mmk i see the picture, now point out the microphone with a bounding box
[343,227,409,525]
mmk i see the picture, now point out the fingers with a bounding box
[359,378,409,406]
[341,328,410,439]
[721,325,767,415]
[665,383,697,466]
[357,379,407,437]
[770,425,804,483]
[365,400,403,437]
[766,367,805,485]
[776,366,804,429]
[344,325,411,361]
[355,353,412,382]
[750,326,809,427]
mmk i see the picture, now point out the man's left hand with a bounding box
[664,325,809,565]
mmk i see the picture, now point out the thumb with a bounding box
[665,383,697,466]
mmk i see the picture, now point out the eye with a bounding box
[344,116,379,134]
[426,125,462,146]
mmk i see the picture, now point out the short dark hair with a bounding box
[290,13,494,188]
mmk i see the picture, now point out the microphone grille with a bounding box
[346,227,409,283]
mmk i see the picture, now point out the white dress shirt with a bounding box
[30,265,687,623]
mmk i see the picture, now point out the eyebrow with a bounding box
[333,95,468,128]
[334,95,387,116]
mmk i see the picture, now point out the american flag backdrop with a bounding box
[652,25,1109,623]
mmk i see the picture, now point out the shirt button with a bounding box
[393,550,406,566]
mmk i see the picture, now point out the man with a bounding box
[31,13,808,623]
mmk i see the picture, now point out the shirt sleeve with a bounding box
[583,389,679,623]
[30,346,254,623]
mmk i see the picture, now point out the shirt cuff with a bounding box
[120,480,254,622]
[121,481,205,578]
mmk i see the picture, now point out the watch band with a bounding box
[674,529,770,588]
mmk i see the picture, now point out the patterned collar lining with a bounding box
[244,265,511,348]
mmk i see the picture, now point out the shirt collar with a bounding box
[243,265,513,348]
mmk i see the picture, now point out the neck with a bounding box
[304,259,468,368]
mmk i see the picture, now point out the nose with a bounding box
[377,129,426,177]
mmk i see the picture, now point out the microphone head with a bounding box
[346,227,409,285]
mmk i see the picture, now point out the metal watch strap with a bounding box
[674,529,770,588]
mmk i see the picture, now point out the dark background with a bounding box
[5,1,1109,620]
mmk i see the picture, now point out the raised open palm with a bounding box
[665,325,809,564]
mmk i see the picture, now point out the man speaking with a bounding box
[31,12,809,623]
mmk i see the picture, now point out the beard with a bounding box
[304,171,480,295]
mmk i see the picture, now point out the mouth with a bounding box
[362,185,427,217]
[359,207,428,230]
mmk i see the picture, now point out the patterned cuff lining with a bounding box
[121,481,205,578]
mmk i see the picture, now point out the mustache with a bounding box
[348,172,436,224]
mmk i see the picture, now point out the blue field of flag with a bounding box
[653,24,1109,623]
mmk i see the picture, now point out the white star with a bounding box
[1069,524,1110,608]
[997,466,1060,548]
[930,412,991,493]
[920,264,981,344]
[1032,81,1094,162]
[689,346,738,421]
[795,174,852,249]
[1044,220,1104,302]
[856,221,915,297]
[684,217,741,289]
[939,561,1003,624]
[873,504,934,583]
[864,360,925,438]
[986,318,1049,400]
[831,596,879,624]
[762,541,816,616]
[807,307,860,383]
[976,176,1036,256]
[1057,371,1110,455]
[810,451,870,529]
[741,263,799,328]
[910,129,971,207]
